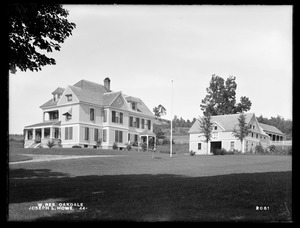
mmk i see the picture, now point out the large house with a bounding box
[24,78,156,149]
[188,113,283,155]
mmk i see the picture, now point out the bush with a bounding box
[254,143,266,154]
[212,148,227,155]
[126,143,132,151]
[46,140,55,148]
[132,141,138,147]
[268,145,276,153]
[190,150,196,156]
[112,142,118,150]
[141,142,147,152]
[72,145,82,148]
[162,138,175,145]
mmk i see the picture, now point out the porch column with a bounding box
[33,129,36,140]
[146,135,149,151]
[50,127,53,139]
[24,130,28,140]
[41,128,45,139]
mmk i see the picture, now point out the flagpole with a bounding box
[170,80,173,158]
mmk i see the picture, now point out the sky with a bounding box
[9,5,293,134]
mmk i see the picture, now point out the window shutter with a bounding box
[69,127,73,140]
[65,127,68,140]
[119,131,123,143]
[120,112,123,124]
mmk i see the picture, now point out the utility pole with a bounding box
[170,80,173,158]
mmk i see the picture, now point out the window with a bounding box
[147,120,151,130]
[253,125,255,129]
[85,127,89,140]
[112,111,116,123]
[94,129,99,141]
[128,133,130,141]
[65,127,73,140]
[214,126,217,130]
[115,130,123,143]
[129,116,133,127]
[212,132,218,140]
[256,134,258,138]
[112,111,123,124]
[119,112,123,124]
[134,134,138,142]
[103,110,107,122]
[103,129,107,142]
[132,102,136,110]
[141,119,145,129]
[66,94,72,102]
[252,132,254,137]
[136,118,140,128]
[250,124,252,129]
[198,143,201,150]
[230,141,234,150]
[90,108,95,121]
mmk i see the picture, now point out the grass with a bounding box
[8,141,292,222]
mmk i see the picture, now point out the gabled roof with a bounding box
[40,79,154,117]
[258,122,284,135]
[40,99,58,108]
[188,113,259,134]
[103,91,121,106]
[51,87,65,95]
[124,95,154,117]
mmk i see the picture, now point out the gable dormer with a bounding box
[51,87,65,102]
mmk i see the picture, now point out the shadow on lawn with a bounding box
[8,169,292,222]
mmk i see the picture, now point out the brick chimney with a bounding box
[104,77,111,91]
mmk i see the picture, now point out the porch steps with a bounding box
[27,143,40,148]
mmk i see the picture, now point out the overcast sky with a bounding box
[9,5,292,134]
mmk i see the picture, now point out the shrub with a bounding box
[72,145,82,148]
[126,143,132,151]
[162,138,175,145]
[112,142,118,150]
[190,150,196,156]
[47,140,55,148]
[132,141,138,147]
[141,142,147,152]
[268,145,276,153]
[254,143,266,154]
[212,148,227,155]
[96,138,102,148]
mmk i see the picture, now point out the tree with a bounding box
[232,112,250,153]
[200,74,252,116]
[8,4,76,73]
[153,104,167,119]
[198,114,213,155]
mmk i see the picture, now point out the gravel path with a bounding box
[9,154,127,165]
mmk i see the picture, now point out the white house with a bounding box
[24,78,156,149]
[188,113,271,154]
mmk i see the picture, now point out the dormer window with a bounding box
[131,102,136,110]
[66,94,72,102]
[214,126,217,130]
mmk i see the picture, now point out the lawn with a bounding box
[8,143,292,222]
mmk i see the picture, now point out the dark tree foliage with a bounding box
[200,74,252,116]
[8,4,76,73]
[153,104,167,119]
[232,112,250,152]
[198,114,213,155]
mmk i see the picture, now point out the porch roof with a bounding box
[140,129,156,137]
[25,121,61,129]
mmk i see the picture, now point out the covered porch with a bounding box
[24,121,61,148]
[140,129,156,151]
